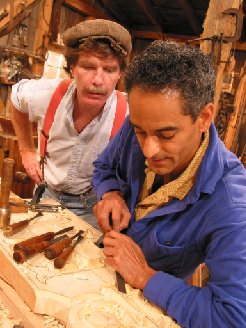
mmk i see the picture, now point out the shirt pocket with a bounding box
[140,227,185,277]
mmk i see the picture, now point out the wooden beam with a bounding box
[136,0,164,32]
[32,0,53,77]
[132,30,198,43]
[49,0,63,43]
[132,29,246,51]
[200,0,244,117]
[63,0,110,19]
[177,0,202,35]
[99,0,131,26]
[0,0,36,30]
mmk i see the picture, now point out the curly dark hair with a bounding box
[124,40,215,121]
[64,38,128,74]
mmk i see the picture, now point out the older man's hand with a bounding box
[93,191,131,233]
[103,230,156,290]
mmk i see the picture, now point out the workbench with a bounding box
[0,202,180,328]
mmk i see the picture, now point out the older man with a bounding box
[92,41,246,326]
[11,19,132,227]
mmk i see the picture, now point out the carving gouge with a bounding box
[54,234,84,269]
[13,234,67,264]
[13,226,74,251]
[3,212,43,237]
[44,230,84,259]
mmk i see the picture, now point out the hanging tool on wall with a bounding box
[187,8,243,68]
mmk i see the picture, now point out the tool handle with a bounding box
[54,245,75,269]
[3,219,29,237]
[13,249,27,264]
[0,158,15,208]
[22,240,50,255]
[44,237,72,259]
[13,232,55,251]
[13,240,49,264]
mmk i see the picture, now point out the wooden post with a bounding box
[200,0,243,118]
[32,0,54,77]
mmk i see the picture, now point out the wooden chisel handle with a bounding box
[0,158,15,208]
[44,237,72,259]
[13,240,50,263]
[54,245,75,269]
[3,212,43,237]
[3,219,29,237]
[13,232,55,251]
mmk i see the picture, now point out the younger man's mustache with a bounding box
[86,86,107,95]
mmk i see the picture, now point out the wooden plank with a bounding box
[0,0,36,30]
[64,0,110,19]
[177,0,202,35]
[132,30,199,43]
[32,0,53,77]
[200,0,243,117]
[136,0,164,32]
[223,71,246,150]
[100,0,131,26]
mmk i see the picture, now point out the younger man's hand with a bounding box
[93,191,131,233]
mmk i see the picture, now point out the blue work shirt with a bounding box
[92,116,246,327]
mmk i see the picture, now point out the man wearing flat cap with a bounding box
[11,19,132,228]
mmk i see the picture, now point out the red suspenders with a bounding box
[39,79,127,175]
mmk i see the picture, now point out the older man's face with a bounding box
[129,87,212,179]
[71,53,121,108]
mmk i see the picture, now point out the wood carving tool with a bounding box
[54,234,84,269]
[29,182,47,205]
[94,234,104,248]
[3,211,43,237]
[94,213,113,248]
[115,271,127,293]
[44,230,83,260]
[13,234,67,264]
[0,158,15,228]
[13,226,74,251]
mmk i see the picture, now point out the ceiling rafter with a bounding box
[99,0,131,26]
[63,0,110,19]
[136,0,164,32]
[177,0,202,35]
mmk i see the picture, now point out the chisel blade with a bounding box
[115,271,126,293]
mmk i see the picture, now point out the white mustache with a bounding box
[86,86,107,95]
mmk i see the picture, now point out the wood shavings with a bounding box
[0,301,24,328]
[44,315,65,328]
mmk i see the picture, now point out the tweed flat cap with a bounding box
[62,19,132,56]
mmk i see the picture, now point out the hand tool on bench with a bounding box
[94,234,127,293]
[54,234,84,269]
[10,201,65,213]
[93,212,127,294]
[0,158,15,228]
[115,271,127,293]
[94,213,113,248]
[13,233,68,264]
[3,211,43,237]
[44,230,84,259]
[13,226,74,251]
